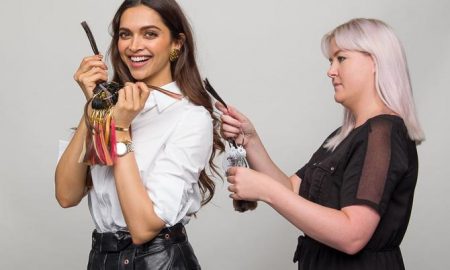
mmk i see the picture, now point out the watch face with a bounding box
[116,142,127,156]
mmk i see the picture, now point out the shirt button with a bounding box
[330,167,335,171]
[124,259,129,265]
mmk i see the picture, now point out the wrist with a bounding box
[115,126,130,132]
[261,178,282,205]
[244,133,261,150]
[115,127,131,142]
[116,140,134,157]
[116,132,132,141]
[114,125,131,141]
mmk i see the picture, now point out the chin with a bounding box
[129,70,149,81]
[334,94,344,104]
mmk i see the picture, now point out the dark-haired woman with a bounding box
[55,1,223,269]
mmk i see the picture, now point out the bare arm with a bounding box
[290,174,302,194]
[228,168,380,255]
[245,134,292,190]
[112,83,165,245]
[266,179,380,254]
[54,55,108,208]
[113,143,165,245]
[54,116,90,208]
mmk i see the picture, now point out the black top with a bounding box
[294,115,418,270]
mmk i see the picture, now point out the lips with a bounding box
[128,55,152,68]
[130,56,151,62]
[333,81,342,87]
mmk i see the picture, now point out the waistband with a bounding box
[91,223,187,253]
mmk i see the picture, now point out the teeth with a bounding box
[131,56,150,62]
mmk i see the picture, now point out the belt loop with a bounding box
[99,233,104,253]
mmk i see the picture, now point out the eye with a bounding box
[118,31,131,39]
[337,56,346,63]
[144,31,158,39]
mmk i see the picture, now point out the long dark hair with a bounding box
[108,0,224,205]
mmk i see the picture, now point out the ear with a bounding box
[172,33,186,51]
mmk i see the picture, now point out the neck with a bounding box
[349,93,395,128]
[144,63,173,87]
[145,76,173,88]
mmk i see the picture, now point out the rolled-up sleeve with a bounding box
[143,107,213,226]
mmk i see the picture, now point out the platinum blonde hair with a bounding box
[321,18,425,151]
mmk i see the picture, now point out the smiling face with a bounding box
[327,39,376,110]
[117,5,182,86]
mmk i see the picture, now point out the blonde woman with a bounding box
[217,18,424,270]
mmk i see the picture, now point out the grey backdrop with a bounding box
[1,0,449,269]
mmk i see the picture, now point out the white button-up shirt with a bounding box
[62,82,213,233]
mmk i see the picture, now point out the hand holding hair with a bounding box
[205,80,257,212]
[226,166,276,203]
[74,54,108,100]
[215,102,256,147]
[113,82,151,129]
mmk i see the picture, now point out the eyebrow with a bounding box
[332,49,343,57]
[328,49,343,61]
[119,25,162,32]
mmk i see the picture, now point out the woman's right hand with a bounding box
[113,82,151,131]
[215,102,257,147]
[73,55,108,100]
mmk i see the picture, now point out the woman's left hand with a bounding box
[227,167,275,202]
[113,82,151,129]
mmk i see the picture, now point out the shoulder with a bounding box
[368,114,404,130]
[366,115,409,144]
[339,115,410,161]
[352,115,406,140]
[182,101,212,124]
[350,115,412,163]
[177,101,213,132]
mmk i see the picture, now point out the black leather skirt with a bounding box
[87,223,201,270]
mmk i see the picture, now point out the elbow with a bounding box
[129,229,161,245]
[131,236,149,246]
[55,183,82,208]
[339,238,368,255]
[55,194,80,208]
[128,222,165,245]
[54,174,84,208]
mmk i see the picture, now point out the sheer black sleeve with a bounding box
[340,117,409,215]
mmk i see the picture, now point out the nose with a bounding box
[327,63,338,79]
[129,36,143,52]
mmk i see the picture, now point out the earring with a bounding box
[169,49,180,62]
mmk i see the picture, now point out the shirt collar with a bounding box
[142,81,183,113]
